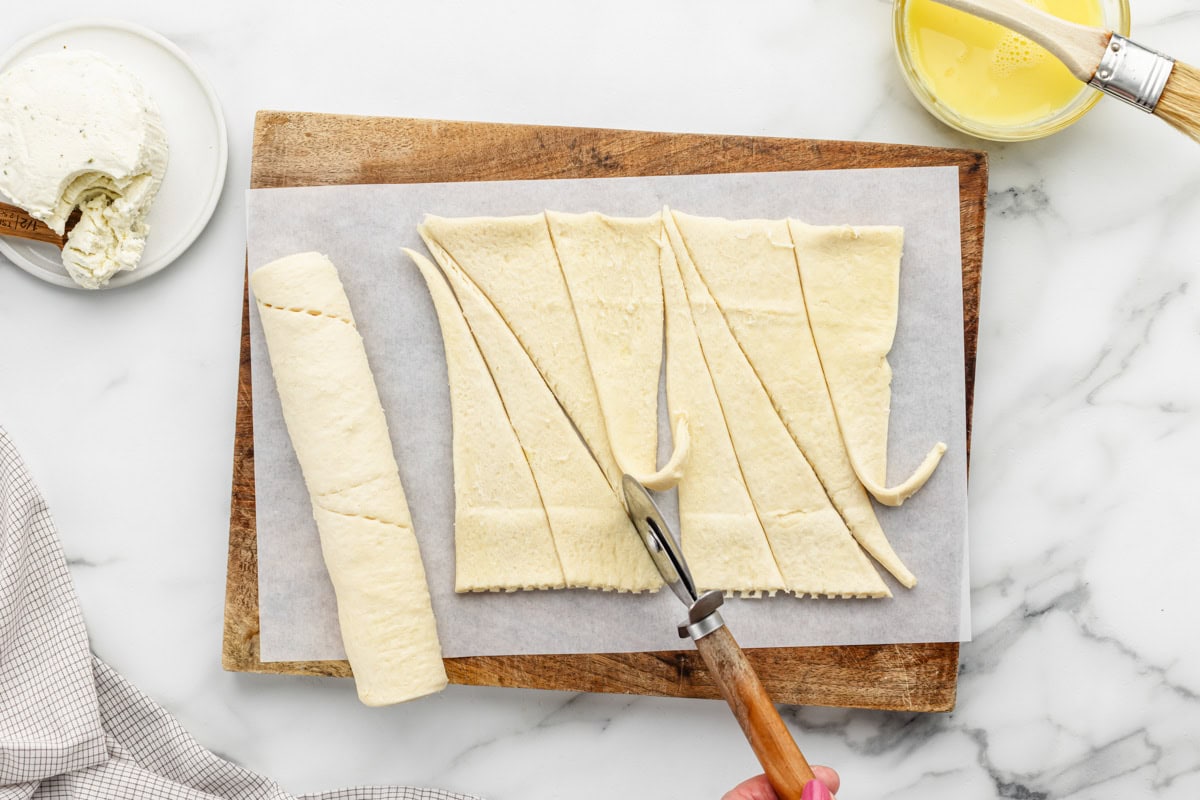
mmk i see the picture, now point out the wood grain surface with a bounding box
[0,201,66,248]
[224,112,986,712]
[695,625,817,797]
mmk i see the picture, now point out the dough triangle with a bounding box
[419,215,620,489]
[660,213,786,594]
[671,211,915,588]
[431,247,661,592]
[408,250,566,592]
[665,214,888,598]
[790,221,946,508]
[545,211,664,482]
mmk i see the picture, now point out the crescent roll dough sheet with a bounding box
[250,252,447,706]
[665,213,888,598]
[670,211,915,588]
[419,215,621,489]
[660,216,786,594]
[397,210,940,598]
[427,243,662,593]
[791,222,946,508]
[545,211,668,485]
[409,250,566,593]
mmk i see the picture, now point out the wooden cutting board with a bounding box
[224,111,986,712]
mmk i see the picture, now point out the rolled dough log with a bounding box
[251,252,447,706]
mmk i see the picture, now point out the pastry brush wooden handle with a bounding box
[0,202,66,249]
[932,0,1110,82]
[695,626,816,799]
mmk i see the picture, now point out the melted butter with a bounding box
[905,0,1103,127]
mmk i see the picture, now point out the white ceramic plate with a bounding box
[0,19,228,290]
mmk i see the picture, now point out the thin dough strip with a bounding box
[659,210,787,594]
[422,243,662,592]
[790,220,946,508]
[419,215,623,489]
[546,211,664,483]
[846,442,947,507]
[407,249,567,593]
[625,413,690,492]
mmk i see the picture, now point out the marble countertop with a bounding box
[3,1,1199,797]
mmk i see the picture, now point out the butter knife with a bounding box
[0,201,75,249]
[622,475,824,800]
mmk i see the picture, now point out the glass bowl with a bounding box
[894,0,1130,141]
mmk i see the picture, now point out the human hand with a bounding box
[721,766,840,800]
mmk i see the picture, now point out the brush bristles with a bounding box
[1154,61,1200,143]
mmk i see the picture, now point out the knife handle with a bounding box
[694,625,816,799]
[0,202,66,249]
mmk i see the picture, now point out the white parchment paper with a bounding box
[246,167,970,661]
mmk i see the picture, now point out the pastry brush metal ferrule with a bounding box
[933,0,1200,141]
[621,475,828,800]
[1089,33,1174,112]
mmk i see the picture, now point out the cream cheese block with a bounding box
[0,51,168,289]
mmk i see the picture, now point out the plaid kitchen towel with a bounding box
[0,427,481,800]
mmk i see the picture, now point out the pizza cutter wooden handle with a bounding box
[0,202,67,249]
[694,625,817,799]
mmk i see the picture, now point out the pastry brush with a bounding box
[933,0,1200,142]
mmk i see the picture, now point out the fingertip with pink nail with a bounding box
[800,778,833,800]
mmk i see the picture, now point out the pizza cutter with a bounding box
[622,475,830,800]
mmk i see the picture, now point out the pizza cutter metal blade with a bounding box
[621,474,826,800]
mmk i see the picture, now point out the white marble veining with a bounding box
[2,0,1199,797]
